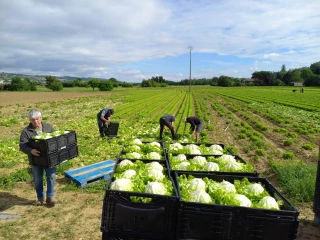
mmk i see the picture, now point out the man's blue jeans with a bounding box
[32,165,56,199]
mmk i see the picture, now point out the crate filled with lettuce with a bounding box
[100,158,179,240]
[175,172,299,240]
[119,138,167,161]
[167,143,227,156]
[30,130,77,155]
[30,130,78,168]
[168,153,257,177]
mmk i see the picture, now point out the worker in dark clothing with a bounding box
[184,116,203,142]
[159,114,176,140]
[97,108,114,137]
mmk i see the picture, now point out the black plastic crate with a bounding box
[31,144,78,168]
[101,159,179,240]
[168,154,258,177]
[30,130,77,154]
[175,172,299,240]
[103,122,119,137]
[61,130,77,146]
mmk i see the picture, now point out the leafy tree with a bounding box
[310,61,320,75]
[300,67,313,80]
[73,78,82,87]
[251,71,273,85]
[273,79,285,86]
[121,82,133,88]
[88,78,100,91]
[281,64,286,72]
[98,80,113,91]
[217,76,232,87]
[283,70,303,85]
[10,76,24,91]
[45,76,58,89]
[63,81,75,87]
[51,81,63,91]
[30,81,37,91]
[45,76,63,91]
[109,78,119,87]
[304,74,320,86]
[21,78,31,91]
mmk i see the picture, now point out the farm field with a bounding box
[0,86,319,240]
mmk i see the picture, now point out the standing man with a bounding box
[159,114,176,140]
[19,109,58,206]
[184,116,203,142]
[97,108,114,137]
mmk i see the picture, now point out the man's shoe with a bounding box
[38,197,44,205]
[46,197,58,206]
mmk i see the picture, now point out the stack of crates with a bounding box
[167,142,300,240]
[101,142,178,240]
[100,142,300,240]
[30,130,78,168]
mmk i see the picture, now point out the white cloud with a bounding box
[0,0,319,82]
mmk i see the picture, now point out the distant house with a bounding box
[292,82,304,87]
[0,78,4,84]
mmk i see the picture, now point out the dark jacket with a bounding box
[97,108,111,119]
[19,122,55,165]
[160,114,175,123]
[186,116,202,131]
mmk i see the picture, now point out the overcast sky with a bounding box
[1,0,319,82]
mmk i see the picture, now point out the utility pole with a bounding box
[188,46,193,93]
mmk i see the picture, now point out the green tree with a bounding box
[217,76,232,87]
[22,77,31,91]
[73,78,82,87]
[45,76,63,91]
[304,74,320,86]
[310,61,320,75]
[87,78,100,91]
[10,76,24,91]
[51,81,63,91]
[30,81,37,91]
[98,80,113,91]
[109,78,119,87]
[251,71,273,85]
[300,67,313,80]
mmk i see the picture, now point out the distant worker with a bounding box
[97,108,114,138]
[159,114,176,140]
[300,87,304,93]
[184,116,203,143]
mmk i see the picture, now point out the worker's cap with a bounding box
[109,109,114,115]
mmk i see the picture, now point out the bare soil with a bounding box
[0,92,319,240]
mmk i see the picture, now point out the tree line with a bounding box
[1,76,134,91]
[1,61,319,91]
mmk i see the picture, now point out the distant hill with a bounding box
[0,72,107,82]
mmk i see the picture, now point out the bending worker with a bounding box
[159,114,176,140]
[97,108,114,137]
[184,116,203,142]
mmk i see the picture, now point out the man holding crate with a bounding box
[19,109,58,206]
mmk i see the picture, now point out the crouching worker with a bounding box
[19,109,58,206]
[97,108,114,137]
[159,114,177,140]
[184,116,203,143]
